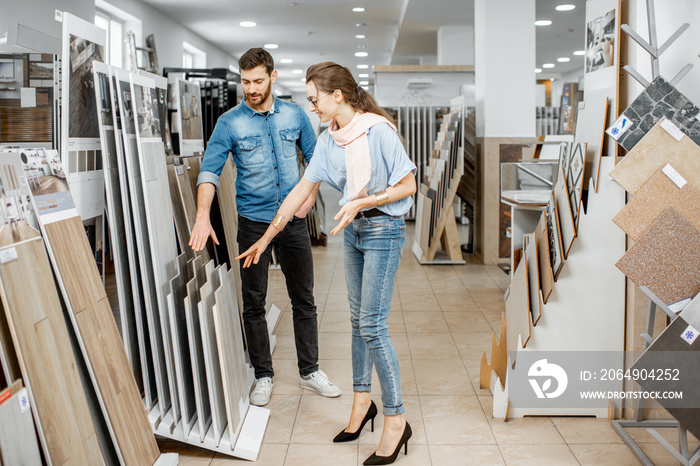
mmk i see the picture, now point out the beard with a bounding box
[245,82,272,106]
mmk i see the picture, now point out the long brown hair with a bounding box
[306,62,396,126]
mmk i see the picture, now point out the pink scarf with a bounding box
[328,112,397,200]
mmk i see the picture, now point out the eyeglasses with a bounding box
[307,92,331,109]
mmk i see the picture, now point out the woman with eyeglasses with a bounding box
[237,61,416,465]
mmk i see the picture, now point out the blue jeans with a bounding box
[344,215,406,416]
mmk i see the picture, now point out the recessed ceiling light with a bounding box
[359,73,369,78]
[301,77,306,82]
[359,80,369,85]
[355,23,366,27]
[362,86,369,90]
[264,43,278,49]
[555,4,576,11]
[292,69,303,74]
[535,68,542,73]
[355,52,368,57]
[535,20,552,26]
[557,57,570,62]
[542,63,555,68]
[240,21,257,27]
[357,64,369,69]
[356,34,366,39]
[573,50,585,56]
[353,7,365,12]
[280,58,293,64]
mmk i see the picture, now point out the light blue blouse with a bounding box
[303,122,417,217]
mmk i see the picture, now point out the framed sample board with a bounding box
[60,13,106,220]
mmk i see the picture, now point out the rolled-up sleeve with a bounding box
[197,117,234,189]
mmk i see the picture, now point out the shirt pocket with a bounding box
[236,135,264,165]
[279,127,300,158]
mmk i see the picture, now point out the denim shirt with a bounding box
[197,97,316,223]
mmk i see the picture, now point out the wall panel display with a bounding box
[60,13,106,220]
[174,79,204,156]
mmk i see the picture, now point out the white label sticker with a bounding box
[660,118,685,141]
[18,388,30,413]
[662,164,688,189]
[578,101,585,110]
[669,296,691,313]
[681,325,700,345]
[0,248,18,264]
[176,165,184,176]
[607,113,631,140]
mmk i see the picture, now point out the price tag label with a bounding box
[0,247,18,264]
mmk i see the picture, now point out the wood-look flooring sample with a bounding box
[0,238,104,465]
[613,168,700,241]
[535,214,554,304]
[554,168,576,258]
[506,253,531,368]
[168,164,193,260]
[218,158,243,312]
[616,208,700,305]
[524,235,542,326]
[609,121,700,195]
[43,216,160,464]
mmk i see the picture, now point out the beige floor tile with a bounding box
[291,394,354,444]
[399,294,440,313]
[420,395,496,445]
[412,359,474,396]
[357,443,430,466]
[407,332,461,360]
[320,311,351,333]
[267,362,303,396]
[360,396,428,446]
[453,332,495,360]
[443,312,493,333]
[390,331,412,360]
[284,443,357,466]
[368,358,418,397]
[489,417,565,445]
[551,417,623,444]
[273,311,294,334]
[271,333,299,360]
[638,442,698,465]
[429,445,505,465]
[261,394,301,444]
[465,360,495,396]
[499,444,579,465]
[469,290,506,313]
[318,331,352,359]
[388,310,406,333]
[482,311,504,333]
[211,444,289,465]
[403,311,450,333]
[569,443,641,465]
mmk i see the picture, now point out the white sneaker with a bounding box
[299,370,342,397]
[250,377,273,406]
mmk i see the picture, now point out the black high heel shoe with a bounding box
[333,400,378,442]
[363,421,412,465]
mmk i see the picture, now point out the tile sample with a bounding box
[524,234,542,325]
[613,167,700,241]
[609,120,700,195]
[546,190,565,280]
[616,207,700,305]
[574,91,608,192]
[606,76,700,151]
[554,168,576,258]
[535,213,554,304]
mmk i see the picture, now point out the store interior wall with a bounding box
[1,0,93,41]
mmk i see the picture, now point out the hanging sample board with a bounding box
[606,77,700,152]
[60,12,106,220]
[609,120,700,195]
[92,61,141,391]
[0,152,104,465]
[18,148,161,465]
[174,79,205,156]
[109,67,157,410]
[115,67,171,417]
[130,71,181,425]
[613,166,700,241]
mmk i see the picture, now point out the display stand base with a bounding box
[150,405,270,461]
[612,420,700,466]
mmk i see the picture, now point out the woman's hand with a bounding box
[331,199,364,235]
[235,238,270,268]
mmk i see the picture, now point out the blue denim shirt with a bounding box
[197,97,316,223]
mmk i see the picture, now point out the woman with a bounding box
[237,62,416,465]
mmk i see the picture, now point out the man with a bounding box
[189,48,340,406]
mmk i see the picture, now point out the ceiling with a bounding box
[140,0,587,92]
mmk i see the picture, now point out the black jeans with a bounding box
[237,215,319,379]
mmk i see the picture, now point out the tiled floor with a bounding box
[158,190,695,465]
